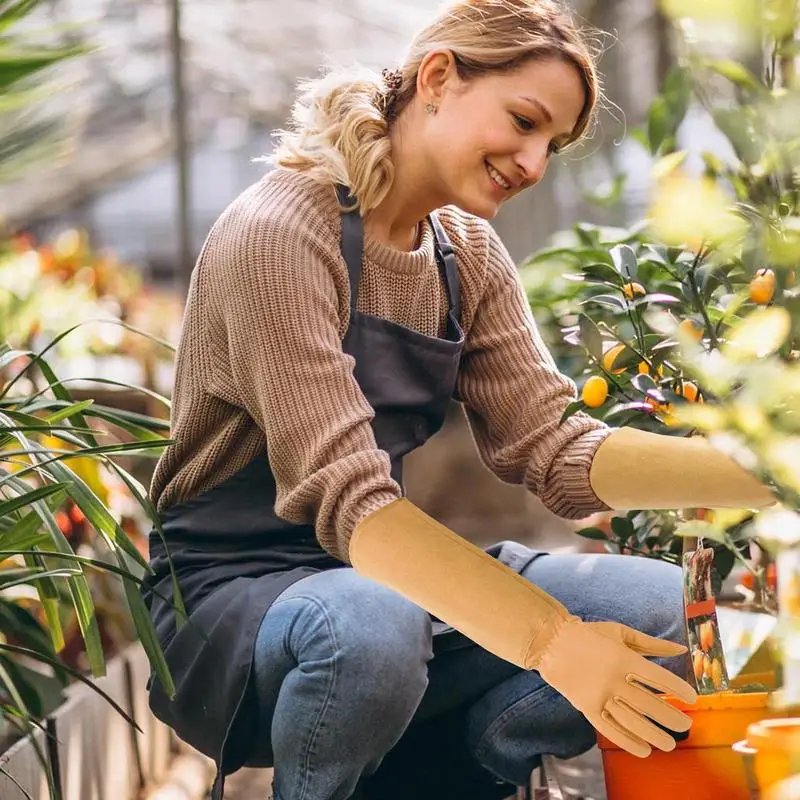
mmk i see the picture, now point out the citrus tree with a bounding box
[523,0,800,604]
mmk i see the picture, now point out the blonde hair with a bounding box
[270,0,600,214]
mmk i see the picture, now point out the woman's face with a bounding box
[422,55,587,219]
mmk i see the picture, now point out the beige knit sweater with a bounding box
[150,168,613,561]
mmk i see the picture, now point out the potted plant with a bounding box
[0,3,182,795]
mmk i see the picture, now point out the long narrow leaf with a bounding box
[0,483,69,517]
[0,513,49,551]
[105,462,185,620]
[115,553,175,699]
[3,474,100,671]
[0,643,140,731]
[40,457,151,571]
[0,599,57,659]
[0,567,79,590]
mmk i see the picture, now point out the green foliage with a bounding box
[524,1,800,593]
[0,0,90,183]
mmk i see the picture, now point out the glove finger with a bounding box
[616,684,692,734]
[614,624,688,658]
[606,698,677,753]
[595,709,652,758]
[627,659,698,705]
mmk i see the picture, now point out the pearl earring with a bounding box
[424,102,438,115]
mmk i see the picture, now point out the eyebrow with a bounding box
[519,96,552,124]
[518,95,575,143]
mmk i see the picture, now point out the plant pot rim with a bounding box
[666,690,773,712]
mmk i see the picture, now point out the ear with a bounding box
[416,49,461,107]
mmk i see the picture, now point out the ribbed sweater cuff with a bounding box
[543,426,616,519]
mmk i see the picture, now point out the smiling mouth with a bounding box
[485,161,512,192]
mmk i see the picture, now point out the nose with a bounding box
[515,139,550,187]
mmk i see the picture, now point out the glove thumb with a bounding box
[591,621,688,658]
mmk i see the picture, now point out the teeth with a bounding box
[487,162,511,190]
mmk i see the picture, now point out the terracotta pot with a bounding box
[598,692,787,800]
[762,773,800,799]
[733,718,800,796]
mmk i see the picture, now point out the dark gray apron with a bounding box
[143,186,478,800]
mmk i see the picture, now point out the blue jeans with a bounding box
[251,545,688,800]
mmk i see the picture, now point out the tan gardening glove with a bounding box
[350,499,696,758]
[538,619,694,757]
[590,427,775,510]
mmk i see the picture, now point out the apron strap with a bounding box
[335,184,461,325]
[335,184,364,312]
[429,212,461,326]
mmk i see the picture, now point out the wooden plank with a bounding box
[55,655,137,800]
[125,643,174,786]
[0,727,50,800]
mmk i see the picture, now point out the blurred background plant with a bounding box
[0,0,89,183]
[523,0,800,627]
[0,0,176,789]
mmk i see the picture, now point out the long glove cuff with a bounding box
[349,498,572,669]
[589,427,774,510]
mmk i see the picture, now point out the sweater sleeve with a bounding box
[216,208,401,560]
[456,224,614,519]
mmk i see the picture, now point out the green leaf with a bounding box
[578,314,603,362]
[647,95,671,155]
[0,643,140,731]
[610,244,638,279]
[582,262,622,285]
[632,373,658,394]
[0,512,49,551]
[610,516,636,542]
[581,293,628,312]
[0,566,80,590]
[559,400,584,425]
[652,150,688,181]
[575,527,608,541]
[706,59,762,93]
[0,482,70,518]
[2,471,102,672]
[0,599,56,659]
[631,293,682,309]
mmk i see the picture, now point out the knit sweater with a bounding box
[150,167,613,561]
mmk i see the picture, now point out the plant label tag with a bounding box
[683,546,731,694]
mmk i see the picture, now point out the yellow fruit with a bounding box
[749,268,776,305]
[693,650,705,682]
[645,395,671,415]
[582,375,609,408]
[703,655,713,679]
[602,343,627,375]
[638,361,665,378]
[680,381,701,403]
[678,319,704,342]
[623,281,646,300]
[700,621,715,652]
[696,508,716,524]
[711,658,724,690]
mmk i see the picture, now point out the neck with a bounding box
[364,108,445,251]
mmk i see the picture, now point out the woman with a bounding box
[143,1,774,798]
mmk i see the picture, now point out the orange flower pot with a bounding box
[733,718,800,795]
[597,692,787,800]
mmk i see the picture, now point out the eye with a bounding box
[512,113,534,132]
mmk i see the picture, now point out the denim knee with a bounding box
[257,570,434,752]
